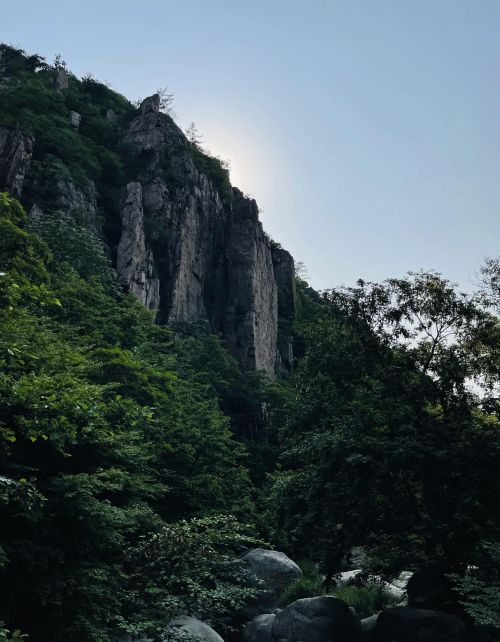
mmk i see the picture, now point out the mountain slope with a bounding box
[0,44,295,377]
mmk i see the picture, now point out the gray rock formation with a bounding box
[124,94,186,152]
[0,87,295,377]
[224,193,278,376]
[0,125,34,197]
[55,177,98,228]
[374,607,466,642]
[272,247,295,371]
[169,616,225,642]
[117,182,160,310]
[69,110,81,128]
[243,549,302,605]
[54,68,69,90]
[272,596,362,642]
[118,95,295,377]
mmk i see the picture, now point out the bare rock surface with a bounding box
[54,67,69,90]
[244,613,276,642]
[0,125,34,197]
[272,596,362,642]
[374,607,467,642]
[243,549,302,601]
[117,182,160,310]
[169,616,225,642]
[118,95,294,377]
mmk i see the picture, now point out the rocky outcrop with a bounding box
[117,182,160,310]
[0,86,295,377]
[69,110,81,128]
[272,247,295,371]
[55,177,97,225]
[224,192,278,376]
[374,607,467,642]
[0,125,34,197]
[54,68,69,90]
[118,95,294,377]
[124,94,186,152]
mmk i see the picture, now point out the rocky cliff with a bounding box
[0,125,34,198]
[0,67,295,377]
[114,94,293,377]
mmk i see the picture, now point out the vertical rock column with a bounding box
[117,182,160,311]
[272,247,295,371]
[0,125,34,198]
[224,190,278,378]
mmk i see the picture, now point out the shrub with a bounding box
[333,583,398,618]
[279,560,324,606]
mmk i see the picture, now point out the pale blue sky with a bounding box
[3,0,500,289]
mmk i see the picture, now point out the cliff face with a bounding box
[224,190,278,375]
[0,88,295,377]
[0,125,34,198]
[115,95,293,377]
[117,181,160,310]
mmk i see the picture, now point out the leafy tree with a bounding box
[186,121,203,149]
[450,541,500,630]
[0,197,256,642]
[122,515,263,639]
[272,272,500,584]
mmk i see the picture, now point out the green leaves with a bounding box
[125,515,264,636]
[0,195,257,642]
[272,271,500,584]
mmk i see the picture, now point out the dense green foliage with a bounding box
[271,273,500,620]
[0,193,261,641]
[333,583,398,619]
[1,43,500,640]
[278,560,324,605]
[450,541,500,628]
[125,515,263,637]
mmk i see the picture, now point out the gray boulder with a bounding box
[243,549,302,603]
[243,613,276,642]
[374,607,467,642]
[360,613,379,641]
[169,616,224,642]
[272,596,362,642]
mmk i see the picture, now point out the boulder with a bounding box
[243,549,302,602]
[169,616,224,642]
[361,613,379,637]
[243,613,276,642]
[336,569,363,587]
[407,567,455,611]
[374,607,467,642]
[271,596,362,642]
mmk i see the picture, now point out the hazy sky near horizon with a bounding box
[3,0,500,290]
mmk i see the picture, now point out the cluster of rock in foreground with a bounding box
[122,548,467,642]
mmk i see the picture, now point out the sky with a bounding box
[3,0,500,290]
